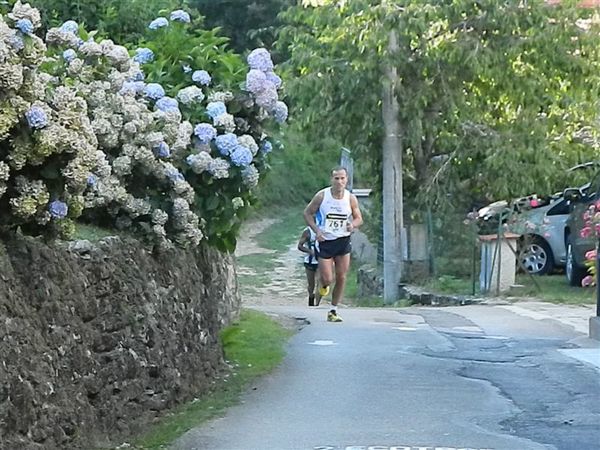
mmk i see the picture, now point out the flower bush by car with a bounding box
[580,200,600,286]
[0,2,287,251]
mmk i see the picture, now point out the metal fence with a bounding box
[370,210,485,294]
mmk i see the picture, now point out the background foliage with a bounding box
[7,0,193,42]
[277,0,600,214]
[190,0,294,55]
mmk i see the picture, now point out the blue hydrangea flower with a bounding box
[247,48,274,72]
[206,101,227,120]
[155,96,179,113]
[149,17,169,30]
[260,140,273,154]
[128,70,145,82]
[16,18,33,35]
[265,72,282,89]
[133,47,154,64]
[241,164,259,188]
[120,81,146,96]
[192,70,211,86]
[273,101,288,124]
[215,133,238,156]
[63,49,77,63]
[60,20,79,34]
[87,174,97,187]
[155,142,171,158]
[182,64,192,74]
[165,166,184,182]
[25,107,48,129]
[8,34,24,51]
[48,200,68,219]
[194,123,217,144]
[119,82,136,96]
[230,146,253,167]
[245,69,269,94]
[144,83,165,100]
[170,10,191,23]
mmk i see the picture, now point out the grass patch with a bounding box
[513,274,596,304]
[253,208,305,253]
[421,273,596,305]
[422,275,475,296]
[236,253,278,272]
[344,260,359,300]
[237,273,272,290]
[73,223,117,242]
[131,309,294,449]
[236,209,306,294]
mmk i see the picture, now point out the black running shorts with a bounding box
[317,236,351,259]
[304,262,318,271]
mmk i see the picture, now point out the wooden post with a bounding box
[382,28,403,303]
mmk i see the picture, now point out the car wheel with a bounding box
[565,237,587,287]
[518,236,554,275]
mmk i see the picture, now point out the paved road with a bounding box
[172,304,600,450]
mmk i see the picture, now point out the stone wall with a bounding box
[0,234,240,450]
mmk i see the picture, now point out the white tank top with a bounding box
[316,188,352,240]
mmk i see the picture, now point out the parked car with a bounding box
[477,192,571,275]
[563,170,600,286]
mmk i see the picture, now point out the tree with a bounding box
[278,0,600,212]
[191,0,295,54]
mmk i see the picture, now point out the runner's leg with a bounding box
[331,253,350,307]
[305,266,316,297]
[318,257,334,287]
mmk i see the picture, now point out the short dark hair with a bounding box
[331,166,348,176]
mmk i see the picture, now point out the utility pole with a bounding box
[382,27,404,303]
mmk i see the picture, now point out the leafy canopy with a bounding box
[278,0,600,211]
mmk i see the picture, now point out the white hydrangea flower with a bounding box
[186,151,212,174]
[80,41,103,57]
[0,162,10,181]
[207,157,230,179]
[112,156,132,176]
[152,209,169,226]
[238,135,259,156]
[8,1,42,30]
[213,113,236,133]
[232,197,244,210]
[0,62,24,90]
[99,39,115,54]
[207,91,234,103]
[145,132,164,149]
[46,28,81,48]
[67,58,84,75]
[124,195,152,218]
[176,85,204,105]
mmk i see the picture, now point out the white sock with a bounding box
[330,305,337,312]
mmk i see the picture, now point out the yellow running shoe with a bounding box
[319,285,330,297]
[327,310,343,322]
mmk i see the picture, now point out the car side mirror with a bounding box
[563,187,583,202]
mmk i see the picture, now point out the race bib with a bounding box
[324,213,348,233]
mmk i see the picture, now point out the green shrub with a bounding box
[0,2,287,251]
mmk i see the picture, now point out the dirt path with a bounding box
[235,219,308,307]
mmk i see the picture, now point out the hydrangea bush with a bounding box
[0,2,287,251]
[580,200,600,287]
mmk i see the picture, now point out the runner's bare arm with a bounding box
[347,194,363,232]
[303,191,324,239]
[297,229,311,254]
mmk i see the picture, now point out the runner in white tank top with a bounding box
[303,167,363,322]
[315,187,352,241]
